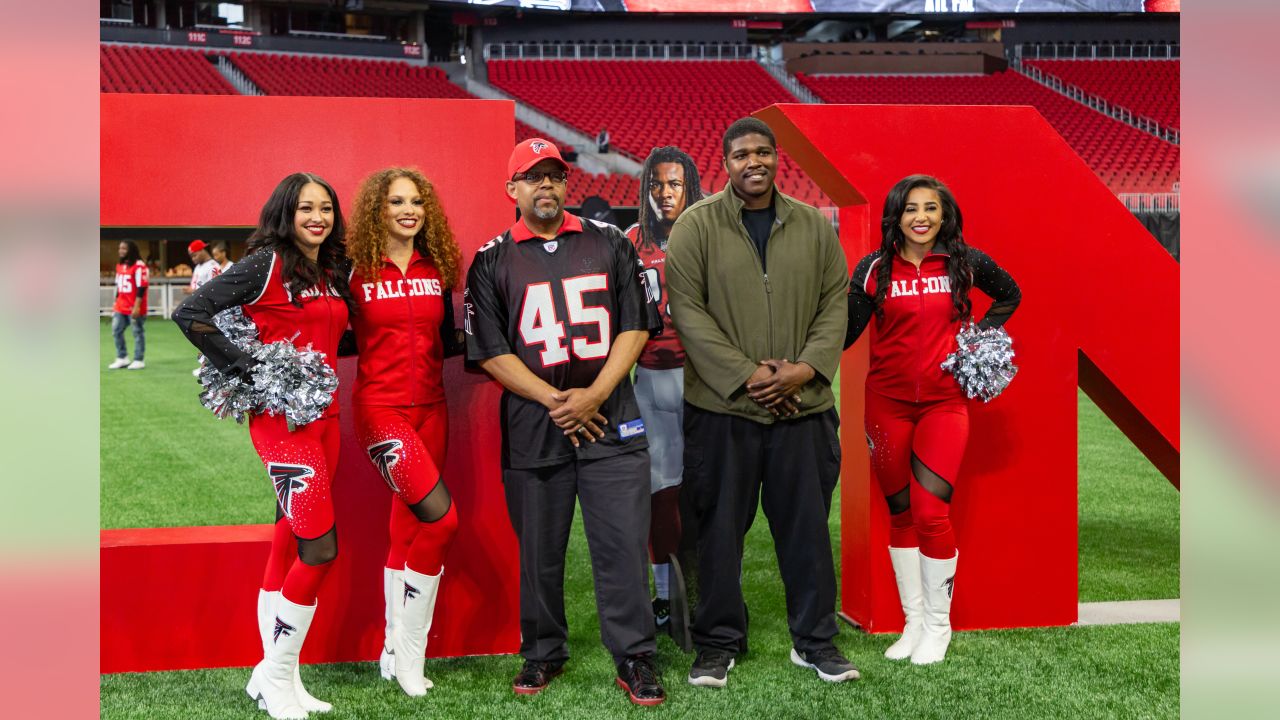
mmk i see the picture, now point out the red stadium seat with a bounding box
[99,45,237,96]
[797,70,1179,194]
[488,60,832,206]
[1024,59,1179,131]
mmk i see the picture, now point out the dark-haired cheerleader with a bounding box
[846,174,1021,665]
[174,172,356,719]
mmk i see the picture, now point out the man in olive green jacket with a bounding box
[666,117,857,688]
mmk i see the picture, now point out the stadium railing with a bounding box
[1118,192,1180,214]
[99,280,191,318]
[1014,42,1180,61]
[1016,60,1179,145]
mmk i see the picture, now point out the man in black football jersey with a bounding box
[464,138,666,706]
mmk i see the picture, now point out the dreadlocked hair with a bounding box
[874,174,975,323]
[636,146,703,251]
[245,172,357,317]
[347,167,462,290]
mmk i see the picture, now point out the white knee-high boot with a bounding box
[380,568,401,681]
[246,597,314,720]
[884,547,925,660]
[912,551,958,665]
[394,566,443,697]
[250,590,332,713]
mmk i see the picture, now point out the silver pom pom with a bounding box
[940,322,1018,403]
[249,337,338,427]
[196,308,337,426]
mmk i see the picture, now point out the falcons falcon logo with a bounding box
[268,463,313,520]
[404,579,420,604]
[272,616,296,644]
[530,141,548,154]
[640,268,661,305]
[943,574,956,600]
[368,439,403,493]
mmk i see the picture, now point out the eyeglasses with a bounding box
[514,170,568,185]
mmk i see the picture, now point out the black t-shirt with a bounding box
[464,213,661,469]
[741,202,777,272]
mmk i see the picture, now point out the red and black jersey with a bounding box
[625,224,685,370]
[172,250,349,418]
[113,261,149,314]
[846,247,1020,403]
[464,213,661,470]
[349,251,462,408]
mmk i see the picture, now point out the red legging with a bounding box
[249,414,341,605]
[355,403,458,575]
[864,387,969,560]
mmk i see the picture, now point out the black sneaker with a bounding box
[512,659,565,695]
[652,597,671,631]
[616,654,665,706]
[790,646,861,682]
[687,648,735,688]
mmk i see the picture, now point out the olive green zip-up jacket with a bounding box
[665,187,849,424]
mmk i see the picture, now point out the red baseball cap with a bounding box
[508,138,568,179]
[188,240,208,254]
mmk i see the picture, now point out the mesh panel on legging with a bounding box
[408,478,452,523]
[297,526,338,566]
[911,454,953,503]
[885,484,911,515]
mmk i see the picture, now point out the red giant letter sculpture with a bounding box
[755,104,1178,632]
[100,94,520,671]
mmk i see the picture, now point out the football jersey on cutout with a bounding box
[626,224,685,370]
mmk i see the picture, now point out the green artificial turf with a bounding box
[100,318,275,528]
[100,622,1178,720]
[1076,391,1180,602]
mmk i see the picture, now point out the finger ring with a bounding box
[577,426,589,434]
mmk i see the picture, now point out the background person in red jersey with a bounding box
[173,173,357,720]
[464,139,667,706]
[625,146,704,651]
[845,174,1022,666]
[345,167,464,698]
[108,240,148,370]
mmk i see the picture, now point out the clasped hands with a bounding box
[746,359,814,417]
[546,387,608,448]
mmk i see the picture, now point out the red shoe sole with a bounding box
[615,677,666,706]
[513,667,564,696]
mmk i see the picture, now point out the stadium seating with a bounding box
[1024,59,1179,130]
[566,170,641,208]
[798,70,1179,194]
[227,53,472,98]
[100,44,237,95]
[488,60,832,205]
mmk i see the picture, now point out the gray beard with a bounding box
[533,203,559,220]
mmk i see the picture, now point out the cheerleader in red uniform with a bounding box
[845,175,1021,665]
[344,168,463,697]
[174,173,355,719]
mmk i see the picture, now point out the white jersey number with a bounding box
[519,274,611,367]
